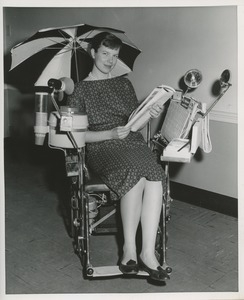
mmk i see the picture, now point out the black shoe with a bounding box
[138,257,170,282]
[119,259,139,275]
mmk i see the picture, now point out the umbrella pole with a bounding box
[73,47,80,83]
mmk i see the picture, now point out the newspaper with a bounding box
[125,84,175,132]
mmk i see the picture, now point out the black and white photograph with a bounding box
[1,1,243,300]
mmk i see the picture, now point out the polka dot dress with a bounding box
[67,76,166,199]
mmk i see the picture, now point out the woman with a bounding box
[67,32,168,282]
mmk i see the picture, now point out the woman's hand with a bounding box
[149,103,164,119]
[111,126,131,140]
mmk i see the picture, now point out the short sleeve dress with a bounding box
[67,76,166,200]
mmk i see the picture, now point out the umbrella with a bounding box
[9,23,141,90]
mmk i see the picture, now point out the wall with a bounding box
[169,121,238,197]
[3,6,238,198]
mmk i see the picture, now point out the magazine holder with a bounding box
[160,97,204,163]
[156,69,205,163]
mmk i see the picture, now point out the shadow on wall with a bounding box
[168,147,204,179]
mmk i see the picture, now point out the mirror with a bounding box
[201,69,232,119]
[184,69,203,89]
[220,69,231,87]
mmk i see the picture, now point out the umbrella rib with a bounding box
[45,39,68,48]
[47,29,72,46]
[55,47,73,56]
[43,30,88,53]
[74,27,80,82]
[42,29,73,49]
[57,29,71,41]
[78,29,98,43]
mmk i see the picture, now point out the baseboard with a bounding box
[170,181,238,218]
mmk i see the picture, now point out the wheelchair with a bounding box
[44,92,201,278]
[64,121,173,279]
[34,69,231,280]
[34,92,173,280]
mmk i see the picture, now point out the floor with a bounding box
[3,140,239,298]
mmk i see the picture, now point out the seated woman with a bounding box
[67,32,168,282]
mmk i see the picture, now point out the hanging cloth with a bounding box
[199,103,212,153]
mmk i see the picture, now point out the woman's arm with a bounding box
[85,126,131,143]
[134,103,165,131]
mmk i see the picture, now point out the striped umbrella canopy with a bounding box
[9,23,141,90]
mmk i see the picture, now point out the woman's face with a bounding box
[91,45,120,75]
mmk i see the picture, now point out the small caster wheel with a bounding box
[166,266,172,274]
[166,215,171,222]
[87,268,94,276]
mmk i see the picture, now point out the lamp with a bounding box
[183,69,202,97]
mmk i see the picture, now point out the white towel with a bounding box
[199,103,212,153]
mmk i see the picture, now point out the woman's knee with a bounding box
[145,180,162,187]
[131,177,146,191]
[122,177,146,201]
[145,180,163,194]
[139,177,146,186]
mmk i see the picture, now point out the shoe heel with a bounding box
[138,257,169,281]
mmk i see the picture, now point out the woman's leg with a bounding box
[140,180,163,269]
[120,177,145,264]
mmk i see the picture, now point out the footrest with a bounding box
[93,227,118,234]
[90,266,149,277]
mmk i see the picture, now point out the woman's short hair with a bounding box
[91,32,123,52]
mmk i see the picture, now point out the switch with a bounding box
[6,25,11,37]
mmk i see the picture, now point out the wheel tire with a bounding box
[155,226,168,265]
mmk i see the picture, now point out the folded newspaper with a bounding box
[125,84,175,132]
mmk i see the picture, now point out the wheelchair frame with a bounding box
[39,68,231,280]
[63,124,173,279]
[44,91,172,279]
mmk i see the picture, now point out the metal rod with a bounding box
[90,208,117,233]
[177,84,231,152]
[201,84,231,118]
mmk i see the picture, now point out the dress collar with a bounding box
[88,72,112,81]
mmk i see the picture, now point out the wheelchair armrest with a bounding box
[160,120,202,163]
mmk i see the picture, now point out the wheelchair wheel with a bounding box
[155,197,173,275]
[155,226,168,264]
[69,175,87,267]
[70,176,79,238]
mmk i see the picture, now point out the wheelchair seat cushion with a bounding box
[85,170,110,193]
[67,77,166,200]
